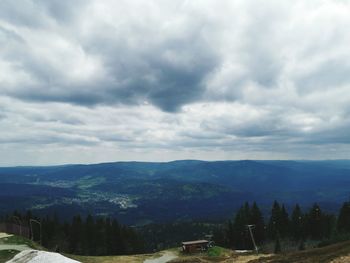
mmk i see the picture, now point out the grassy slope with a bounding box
[3,236,350,263]
[0,250,18,263]
[69,242,350,263]
[0,234,45,263]
[249,240,350,263]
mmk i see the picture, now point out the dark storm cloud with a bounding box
[0,1,219,112]
[76,19,219,112]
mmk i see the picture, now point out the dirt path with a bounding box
[0,244,30,251]
[227,254,272,262]
[329,254,350,263]
[143,251,178,263]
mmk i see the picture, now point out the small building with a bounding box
[182,240,209,253]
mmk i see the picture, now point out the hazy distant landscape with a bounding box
[1,160,349,225]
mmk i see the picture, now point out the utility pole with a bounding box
[30,219,42,245]
[12,216,22,236]
[246,224,258,254]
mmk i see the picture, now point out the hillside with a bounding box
[249,240,350,263]
[4,231,350,263]
[1,160,350,224]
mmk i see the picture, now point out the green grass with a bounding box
[0,250,20,263]
[0,235,45,251]
[1,235,36,248]
[207,246,224,257]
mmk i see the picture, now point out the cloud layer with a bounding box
[0,0,350,165]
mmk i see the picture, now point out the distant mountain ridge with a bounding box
[0,160,349,224]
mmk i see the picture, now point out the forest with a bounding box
[220,200,350,253]
[0,212,144,256]
[2,200,350,255]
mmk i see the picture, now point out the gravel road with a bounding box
[143,251,178,263]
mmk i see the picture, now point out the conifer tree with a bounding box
[69,215,83,254]
[232,203,251,249]
[291,204,304,240]
[274,232,281,254]
[307,203,323,239]
[250,202,265,243]
[337,202,350,233]
[85,214,95,255]
[268,201,281,239]
[280,205,290,237]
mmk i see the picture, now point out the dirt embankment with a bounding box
[248,241,350,263]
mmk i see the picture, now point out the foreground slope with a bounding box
[249,240,350,263]
[4,232,350,263]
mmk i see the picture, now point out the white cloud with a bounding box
[0,0,350,164]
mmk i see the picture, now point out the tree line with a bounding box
[224,201,350,251]
[1,212,144,256]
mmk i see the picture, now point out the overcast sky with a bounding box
[0,0,350,165]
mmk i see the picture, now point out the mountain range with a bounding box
[1,160,349,225]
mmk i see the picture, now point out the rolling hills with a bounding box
[0,160,350,224]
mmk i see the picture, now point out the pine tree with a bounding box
[105,218,113,255]
[249,202,265,244]
[291,204,304,240]
[85,214,95,255]
[69,215,83,254]
[307,203,323,240]
[268,201,281,239]
[226,220,234,248]
[280,205,290,237]
[274,232,281,254]
[232,203,251,249]
[337,202,350,233]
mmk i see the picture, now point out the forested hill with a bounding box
[0,160,350,224]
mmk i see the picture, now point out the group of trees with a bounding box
[225,201,350,251]
[4,202,350,255]
[2,212,144,256]
[226,202,265,249]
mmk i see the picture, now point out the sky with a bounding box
[0,0,350,165]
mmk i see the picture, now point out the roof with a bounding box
[182,240,209,245]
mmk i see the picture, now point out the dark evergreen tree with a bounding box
[232,202,251,249]
[268,201,281,239]
[291,204,304,240]
[274,232,281,254]
[307,203,323,240]
[249,202,265,244]
[85,214,96,255]
[280,205,290,237]
[226,220,234,248]
[337,202,350,233]
[69,215,83,254]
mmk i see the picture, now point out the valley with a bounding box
[1,160,350,225]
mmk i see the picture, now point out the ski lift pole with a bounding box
[30,219,42,245]
[246,224,258,254]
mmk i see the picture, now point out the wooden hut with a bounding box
[182,240,209,253]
